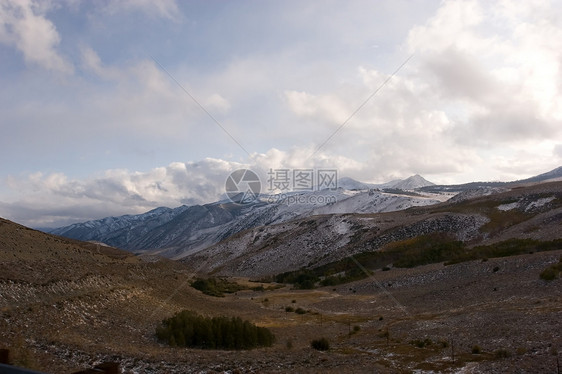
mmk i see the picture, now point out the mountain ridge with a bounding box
[182,181,562,277]
[47,167,560,258]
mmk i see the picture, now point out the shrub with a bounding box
[494,349,511,358]
[539,257,562,281]
[156,310,275,350]
[190,277,246,297]
[437,339,449,348]
[516,347,527,355]
[471,345,481,354]
[295,307,307,315]
[275,270,319,289]
[285,306,294,313]
[410,338,433,348]
[286,339,293,349]
[353,325,361,333]
[311,338,330,351]
[540,267,558,280]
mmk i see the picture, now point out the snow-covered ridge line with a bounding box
[48,174,444,257]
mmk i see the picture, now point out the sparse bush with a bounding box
[286,339,293,349]
[516,347,527,355]
[540,267,558,280]
[410,338,432,348]
[494,349,511,358]
[295,307,307,315]
[539,257,562,281]
[437,339,449,348]
[156,310,275,350]
[471,345,481,354]
[353,325,361,333]
[285,306,294,313]
[311,338,330,351]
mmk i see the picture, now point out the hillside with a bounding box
[1,212,561,373]
[183,181,562,277]
[49,188,444,259]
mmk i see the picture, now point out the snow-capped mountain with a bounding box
[48,167,561,259]
[336,177,374,190]
[49,175,442,258]
[383,174,435,190]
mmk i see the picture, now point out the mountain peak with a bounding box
[389,174,435,190]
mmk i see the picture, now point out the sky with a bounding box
[1,0,561,228]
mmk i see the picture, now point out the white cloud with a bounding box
[103,0,180,20]
[0,158,245,227]
[406,0,562,147]
[283,91,351,126]
[0,0,72,73]
[1,0,562,228]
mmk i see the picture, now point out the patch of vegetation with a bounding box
[156,310,275,350]
[471,345,482,354]
[284,306,294,313]
[481,207,532,234]
[446,238,562,265]
[319,267,370,286]
[494,349,511,359]
[382,188,424,197]
[294,307,307,315]
[190,277,246,297]
[387,235,464,268]
[539,256,562,281]
[275,269,319,289]
[274,235,562,288]
[410,338,433,348]
[310,338,330,351]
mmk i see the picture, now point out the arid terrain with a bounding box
[1,183,561,373]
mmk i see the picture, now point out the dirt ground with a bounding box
[1,247,561,373]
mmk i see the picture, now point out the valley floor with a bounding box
[1,249,561,373]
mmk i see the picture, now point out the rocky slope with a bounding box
[183,181,562,277]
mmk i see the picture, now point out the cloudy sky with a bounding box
[1,0,561,228]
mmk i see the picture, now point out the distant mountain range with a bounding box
[48,167,561,259]
[337,174,434,191]
[49,174,440,258]
[420,166,562,193]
